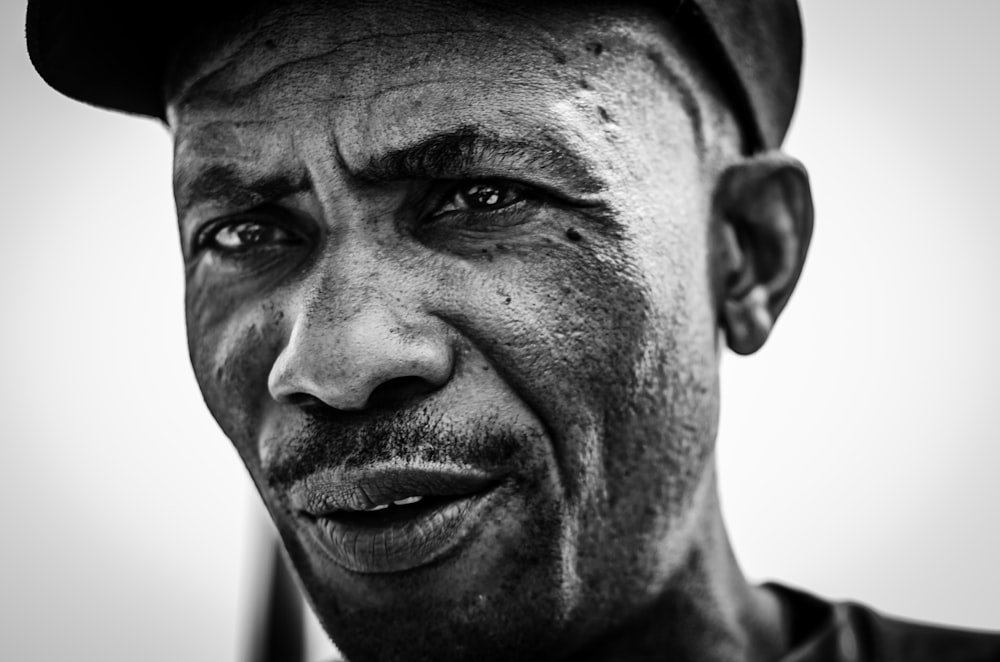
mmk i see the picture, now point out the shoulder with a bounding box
[767,582,1000,662]
[843,602,1000,662]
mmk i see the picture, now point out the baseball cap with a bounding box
[24,0,803,152]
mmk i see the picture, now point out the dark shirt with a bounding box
[323,584,999,661]
[771,583,1000,661]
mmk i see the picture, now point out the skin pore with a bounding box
[167,1,812,660]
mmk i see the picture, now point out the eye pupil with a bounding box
[466,184,503,207]
[236,223,266,244]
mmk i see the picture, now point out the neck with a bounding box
[573,465,790,662]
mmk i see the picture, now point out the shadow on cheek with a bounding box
[187,297,286,451]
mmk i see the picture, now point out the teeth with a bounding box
[354,496,424,512]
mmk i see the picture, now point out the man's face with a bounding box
[170,1,728,660]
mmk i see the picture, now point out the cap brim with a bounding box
[27,0,193,119]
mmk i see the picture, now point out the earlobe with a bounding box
[714,152,814,355]
[724,285,773,355]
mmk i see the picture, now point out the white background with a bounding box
[2,1,998,659]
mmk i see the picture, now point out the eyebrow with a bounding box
[176,125,607,211]
[176,164,312,211]
[353,126,606,195]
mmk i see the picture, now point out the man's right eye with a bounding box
[198,217,304,254]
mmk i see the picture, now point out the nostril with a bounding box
[366,376,438,410]
[282,392,329,411]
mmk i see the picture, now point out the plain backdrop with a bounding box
[2,1,998,660]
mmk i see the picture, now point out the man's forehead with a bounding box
[169,0,709,206]
[165,0,689,120]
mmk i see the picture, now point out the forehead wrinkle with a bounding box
[171,27,502,115]
[175,119,281,159]
[321,75,504,107]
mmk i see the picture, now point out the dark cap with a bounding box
[25,0,803,152]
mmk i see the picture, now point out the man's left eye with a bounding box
[434,181,527,216]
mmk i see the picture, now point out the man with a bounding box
[24,0,1000,660]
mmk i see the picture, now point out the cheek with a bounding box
[440,226,654,497]
[463,172,718,604]
[186,280,285,467]
[588,188,721,594]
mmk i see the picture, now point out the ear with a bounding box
[713,152,814,355]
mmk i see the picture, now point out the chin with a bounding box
[280,486,576,662]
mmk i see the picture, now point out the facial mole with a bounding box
[578,79,591,90]
[553,51,567,65]
[586,42,604,56]
[566,228,582,242]
[597,107,611,123]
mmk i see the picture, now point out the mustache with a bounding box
[264,407,532,491]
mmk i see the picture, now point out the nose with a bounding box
[268,295,454,412]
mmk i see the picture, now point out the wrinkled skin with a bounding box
[168,1,808,661]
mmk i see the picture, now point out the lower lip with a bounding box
[304,489,498,574]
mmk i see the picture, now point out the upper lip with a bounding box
[287,463,499,517]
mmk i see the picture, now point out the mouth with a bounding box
[288,464,502,574]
